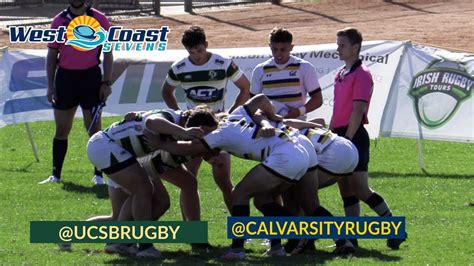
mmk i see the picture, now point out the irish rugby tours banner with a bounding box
[380,43,473,142]
[0,41,472,141]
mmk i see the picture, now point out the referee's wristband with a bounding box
[298,106,306,116]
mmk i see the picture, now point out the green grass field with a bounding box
[0,117,472,264]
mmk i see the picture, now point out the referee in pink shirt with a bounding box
[330,27,406,250]
[39,0,113,185]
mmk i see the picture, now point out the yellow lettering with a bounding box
[346,221,355,236]
[356,221,367,236]
[300,222,309,235]
[123,225,133,240]
[257,222,269,235]
[391,221,401,235]
[334,222,344,236]
[74,226,86,240]
[158,226,169,239]
[169,226,180,240]
[325,221,333,235]
[268,222,277,235]
[276,221,287,235]
[381,222,391,235]
[287,222,298,234]
[87,226,98,240]
[145,226,157,239]
[109,226,120,240]
[309,222,319,235]
[246,221,256,235]
[368,222,380,235]
[98,226,108,240]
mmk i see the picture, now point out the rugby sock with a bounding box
[52,138,68,179]
[307,206,335,248]
[311,205,333,217]
[94,167,102,177]
[260,202,292,248]
[342,196,361,247]
[311,206,346,245]
[138,243,153,251]
[343,196,360,216]
[231,205,250,250]
[365,192,392,217]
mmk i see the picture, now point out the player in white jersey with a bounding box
[251,27,322,120]
[161,26,251,213]
[277,120,360,190]
[86,108,203,254]
[149,94,355,259]
[84,108,215,255]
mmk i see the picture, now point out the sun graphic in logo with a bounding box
[66,16,106,51]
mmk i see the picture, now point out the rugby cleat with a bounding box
[387,232,407,250]
[290,239,316,255]
[221,249,245,260]
[39,175,60,184]
[91,175,106,185]
[136,246,161,258]
[191,242,214,253]
[58,243,72,251]
[263,246,286,257]
[334,239,355,255]
[104,243,138,256]
[349,238,359,248]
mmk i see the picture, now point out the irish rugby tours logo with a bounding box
[9,16,169,52]
[408,58,472,129]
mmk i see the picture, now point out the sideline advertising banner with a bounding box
[1,41,471,141]
[380,43,473,142]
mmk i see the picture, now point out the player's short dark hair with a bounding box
[185,105,218,128]
[337,27,363,53]
[181,26,206,49]
[269,27,293,44]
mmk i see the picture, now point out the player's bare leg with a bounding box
[159,167,200,221]
[223,164,292,260]
[209,152,233,212]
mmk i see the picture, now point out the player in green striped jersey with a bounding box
[161,26,251,212]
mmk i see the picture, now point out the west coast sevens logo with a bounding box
[65,16,106,51]
[408,58,473,129]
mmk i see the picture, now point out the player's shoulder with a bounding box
[290,55,313,67]
[291,56,316,74]
[254,57,274,70]
[170,57,190,72]
[209,53,233,66]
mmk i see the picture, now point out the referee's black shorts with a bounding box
[53,65,102,110]
[332,124,370,172]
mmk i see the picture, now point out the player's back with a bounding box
[104,109,181,157]
[300,127,337,153]
[205,106,295,161]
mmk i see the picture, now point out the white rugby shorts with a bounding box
[318,137,359,175]
[262,140,311,182]
[87,132,137,175]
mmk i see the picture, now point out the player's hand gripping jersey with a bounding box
[103,109,182,157]
[203,106,296,161]
[202,106,316,181]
